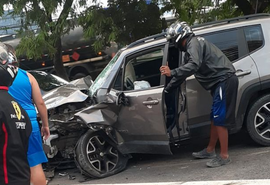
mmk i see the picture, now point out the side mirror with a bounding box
[96,88,108,103]
[83,75,93,88]
[96,89,119,104]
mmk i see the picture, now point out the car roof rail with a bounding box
[192,13,270,31]
[127,32,167,49]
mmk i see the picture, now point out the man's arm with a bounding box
[27,72,50,140]
[163,38,203,92]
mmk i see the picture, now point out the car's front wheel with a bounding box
[75,130,128,178]
[246,94,270,146]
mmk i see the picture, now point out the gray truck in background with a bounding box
[1,26,118,80]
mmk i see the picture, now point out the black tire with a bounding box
[74,130,128,178]
[246,94,270,146]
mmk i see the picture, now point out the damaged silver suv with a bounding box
[43,14,270,178]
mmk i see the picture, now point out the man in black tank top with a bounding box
[0,43,32,185]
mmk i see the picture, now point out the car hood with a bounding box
[43,83,89,110]
[69,75,93,89]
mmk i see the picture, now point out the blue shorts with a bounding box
[210,75,238,128]
[27,119,48,167]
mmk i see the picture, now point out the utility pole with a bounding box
[215,0,220,7]
[255,0,258,14]
[214,0,220,21]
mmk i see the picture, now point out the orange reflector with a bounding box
[62,55,70,62]
[41,62,45,66]
[98,51,102,55]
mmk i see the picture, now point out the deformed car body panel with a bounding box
[75,103,118,127]
[69,75,93,90]
[43,85,89,110]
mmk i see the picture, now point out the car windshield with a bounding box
[89,51,121,97]
[29,71,69,91]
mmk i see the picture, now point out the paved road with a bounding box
[48,130,270,185]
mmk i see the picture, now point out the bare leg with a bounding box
[216,125,229,159]
[30,164,46,185]
[206,121,219,153]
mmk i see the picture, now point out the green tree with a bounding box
[205,0,240,21]
[160,0,213,25]
[231,0,270,15]
[79,0,162,51]
[0,0,89,80]
[160,0,270,26]
[206,0,270,22]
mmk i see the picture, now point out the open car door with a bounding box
[165,46,189,144]
[112,44,172,155]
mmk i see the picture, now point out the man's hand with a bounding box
[41,126,50,140]
[160,63,171,77]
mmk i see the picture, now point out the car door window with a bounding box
[113,48,164,91]
[203,29,239,62]
[244,25,263,53]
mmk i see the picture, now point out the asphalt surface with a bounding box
[48,130,270,185]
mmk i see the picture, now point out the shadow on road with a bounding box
[127,129,258,168]
[48,129,268,184]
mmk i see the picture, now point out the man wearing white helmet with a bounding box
[0,43,32,185]
[160,21,239,167]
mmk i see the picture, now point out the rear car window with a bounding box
[203,29,239,62]
[244,25,263,53]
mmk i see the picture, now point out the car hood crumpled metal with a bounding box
[43,84,88,110]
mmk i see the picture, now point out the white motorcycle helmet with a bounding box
[166,21,193,50]
[0,43,18,87]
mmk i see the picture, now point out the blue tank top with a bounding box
[9,69,38,128]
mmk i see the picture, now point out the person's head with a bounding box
[3,43,18,67]
[0,43,18,87]
[4,43,16,55]
[166,21,193,51]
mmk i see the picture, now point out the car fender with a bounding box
[235,82,261,131]
[75,103,118,128]
[261,79,270,91]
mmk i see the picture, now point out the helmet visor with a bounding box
[7,52,18,67]
[0,47,8,65]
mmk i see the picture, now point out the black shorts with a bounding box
[210,74,239,128]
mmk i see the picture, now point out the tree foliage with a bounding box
[160,0,213,25]
[79,0,162,51]
[2,0,270,80]
[208,0,241,20]
[160,0,270,25]
[0,0,88,80]
[207,0,270,20]
[232,0,270,15]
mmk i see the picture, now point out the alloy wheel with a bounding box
[254,102,270,140]
[86,135,119,173]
